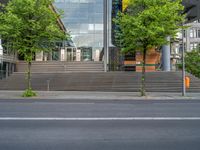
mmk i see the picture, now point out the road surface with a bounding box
[0,99,200,150]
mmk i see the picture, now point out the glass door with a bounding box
[66,48,72,61]
[80,47,92,61]
[66,48,76,61]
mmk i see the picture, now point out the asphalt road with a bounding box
[0,99,200,150]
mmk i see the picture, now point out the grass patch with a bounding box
[22,88,37,97]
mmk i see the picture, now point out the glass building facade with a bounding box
[54,0,105,61]
[111,0,122,46]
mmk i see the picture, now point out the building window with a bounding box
[190,29,194,38]
[190,43,199,51]
[190,43,194,50]
[179,43,186,52]
[190,28,198,38]
[198,30,200,38]
[194,43,198,49]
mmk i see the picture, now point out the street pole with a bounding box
[107,0,109,70]
[0,37,3,79]
[182,26,186,96]
[103,0,109,72]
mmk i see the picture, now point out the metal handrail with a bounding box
[0,54,17,63]
[0,69,15,80]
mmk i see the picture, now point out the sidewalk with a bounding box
[0,91,199,100]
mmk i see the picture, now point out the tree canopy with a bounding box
[115,0,185,52]
[0,0,68,61]
[185,49,200,78]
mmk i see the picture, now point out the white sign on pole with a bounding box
[0,39,3,63]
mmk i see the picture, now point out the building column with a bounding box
[12,63,15,73]
[35,51,43,61]
[162,37,171,71]
[76,49,81,61]
[48,52,52,61]
[60,48,65,61]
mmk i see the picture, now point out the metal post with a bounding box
[107,0,109,70]
[0,38,3,64]
[47,80,50,91]
[0,55,2,79]
[0,38,3,79]
[5,62,8,78]
[103,0,108,72]
[182,26,186,96]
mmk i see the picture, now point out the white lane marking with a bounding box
[36,103,95,105]
[0,117,200,121]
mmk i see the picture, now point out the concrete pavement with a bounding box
[0,90,199,100]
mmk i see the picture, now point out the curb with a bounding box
[0,91,199,100]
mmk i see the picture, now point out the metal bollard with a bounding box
[47,80,50,91]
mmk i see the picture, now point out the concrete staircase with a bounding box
[0,72,200,92]
[16,61,104,73]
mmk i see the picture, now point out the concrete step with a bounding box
[0,72,200,92]
[16,61,104,73]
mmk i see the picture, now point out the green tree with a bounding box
[185,49,200,78]
[114,0,185,96]
[0,0,68,97]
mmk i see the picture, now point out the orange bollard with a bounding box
[185,76,190,89]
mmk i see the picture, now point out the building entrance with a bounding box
[63,47,92,62]
[36,47,96,62]
[80,47,92,61]
[66,48,76,61]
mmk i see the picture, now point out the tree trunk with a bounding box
[27,61,31,90]
[141,47,147,96]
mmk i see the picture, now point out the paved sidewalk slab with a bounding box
[0,91,199,100]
